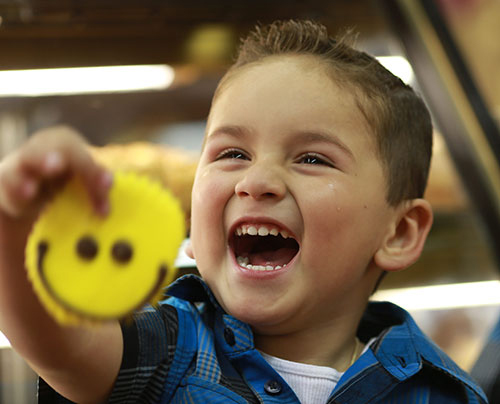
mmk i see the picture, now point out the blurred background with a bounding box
[0,0,500,402]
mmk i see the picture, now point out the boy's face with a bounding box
[190,56,398,334]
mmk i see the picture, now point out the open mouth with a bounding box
[229,223,300,271]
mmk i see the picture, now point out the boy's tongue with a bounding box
[245,247,296,267]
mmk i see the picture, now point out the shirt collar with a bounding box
[166,275,254,353]
[365,301,487,401]
[361,302,422,380]
[166,274,221,309]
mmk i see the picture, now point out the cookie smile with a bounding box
[230,223,300,271]
[36,240,168,320]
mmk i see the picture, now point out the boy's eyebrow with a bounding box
[294,131,355,161]
[201,125,246,151]
[206,125,249,141]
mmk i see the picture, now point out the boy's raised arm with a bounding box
[0,126,123,403]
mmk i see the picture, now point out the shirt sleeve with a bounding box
[37,303,179,404]
[107,303,179,404]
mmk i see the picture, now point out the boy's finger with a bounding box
[9,127,112,215]
[41,151,65,175]
[41,148,114,216]
[54,144,113,215]
[80,167,113,216]
[18,127,113,215]
[19,128,83,177]
[0,158,40,217]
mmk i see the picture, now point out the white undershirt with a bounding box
[259,339,374,404]
[260,351,342,403]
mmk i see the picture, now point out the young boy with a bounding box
[0,20,487,404]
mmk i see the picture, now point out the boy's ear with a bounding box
[374,199,433,272]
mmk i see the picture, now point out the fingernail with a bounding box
[44,152,63,172]
[100,171,113,190]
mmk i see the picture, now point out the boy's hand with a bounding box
[0,125,113,219]
[0,126,122,404]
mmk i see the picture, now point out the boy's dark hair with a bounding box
[214,20,433,205]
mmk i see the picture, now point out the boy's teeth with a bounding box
[258,227,269,236]
[234,224,290,238]
[236,256,283,271]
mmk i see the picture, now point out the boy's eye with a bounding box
[216,148,249,161]
[297,153,334,167]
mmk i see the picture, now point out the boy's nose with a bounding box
[234,163,286,201]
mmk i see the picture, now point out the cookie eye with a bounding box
[76,236,98,261]
[111,240,133,264]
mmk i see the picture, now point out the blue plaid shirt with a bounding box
[39,275,488,403]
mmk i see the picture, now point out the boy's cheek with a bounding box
[192,168,234,214]
[190,173,231,249]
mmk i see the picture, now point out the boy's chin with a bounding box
[221,294,296,332]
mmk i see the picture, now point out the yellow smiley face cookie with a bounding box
[25,171,185,326]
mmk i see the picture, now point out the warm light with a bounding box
[376,56,415,84]
[0,332,10,349]
[0,65,175,97]
[175,239,196,268]
[373,280,500,311]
